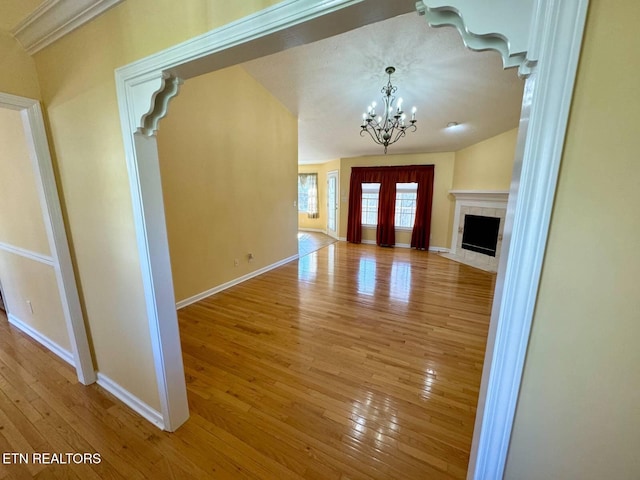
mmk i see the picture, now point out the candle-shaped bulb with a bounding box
[411,106,417,121]
[397,97,403,113]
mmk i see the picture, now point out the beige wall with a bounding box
[157,66,298,302]
[0,32,40,99]
[32,0,281,410]
[0,109,50,255]
[338,152,456,248]
[298,160,340,232]
[453,128,517,191]
[506,1,640,478]
[0,252,70,351]
[0,108,69,351]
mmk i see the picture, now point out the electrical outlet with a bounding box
[234,258,239,267]
[248,253,254,262]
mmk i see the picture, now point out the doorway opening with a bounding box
[115,1,588,478]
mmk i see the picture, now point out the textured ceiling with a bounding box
[242,12,525,164]
[2,3,524,165]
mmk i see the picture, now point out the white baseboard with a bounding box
[96,372,164,430]
[7,313,165,429]
[8,313,164,430]
[7,313,74,366]
[176,254,299,309]
[359,239,449,252]
[361,239,412,248]
[299,228,326,234]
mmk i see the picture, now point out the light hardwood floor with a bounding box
[297,231,337,257]
[0,242,495,479]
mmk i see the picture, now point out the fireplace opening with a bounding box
[461,214,500,257]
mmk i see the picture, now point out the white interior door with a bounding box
[327,170,338,239]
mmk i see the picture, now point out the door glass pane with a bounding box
[327,176,336,231]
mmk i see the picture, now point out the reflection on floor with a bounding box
[179,242,496,479]
[297,230,337,257]
[0,243,496,479]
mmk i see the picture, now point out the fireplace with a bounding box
[440,190,509,272]
[461,214,500,257]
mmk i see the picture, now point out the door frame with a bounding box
[0,276,6,311]
[0,92,95,385]
[326,169,339,239]
[114,0,588,476]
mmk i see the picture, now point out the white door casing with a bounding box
[114,2,589,479]
[0,92,96,386]
[327,170,339,238]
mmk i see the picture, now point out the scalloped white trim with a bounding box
[417,4,526,69]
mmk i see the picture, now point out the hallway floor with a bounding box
[297,230,337,257]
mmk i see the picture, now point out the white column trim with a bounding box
[0,92,96,386]
[464,1,590,478]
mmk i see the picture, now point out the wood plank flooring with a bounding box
[0,242,495,479]
[297,231,337,257]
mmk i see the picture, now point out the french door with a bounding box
[327,170,338,239]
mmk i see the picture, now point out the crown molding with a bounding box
[11,0,124,55]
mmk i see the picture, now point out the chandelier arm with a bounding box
[360,126,385,146]
[388,128,407,146]
[388,122,418,147]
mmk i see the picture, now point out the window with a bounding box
[395,183,417,228]
[360,182,417,228]
[361,183,380,225]
[298,173,318,217]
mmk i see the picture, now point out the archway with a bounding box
[115,1,589,478]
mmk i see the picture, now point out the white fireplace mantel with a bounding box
[450,190,510,204]
[445,190,510,272]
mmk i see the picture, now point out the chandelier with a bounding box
[360,66,417,154]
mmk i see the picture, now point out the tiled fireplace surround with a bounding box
[441,190,509,273]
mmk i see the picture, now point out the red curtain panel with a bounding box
[346,165,434,250]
